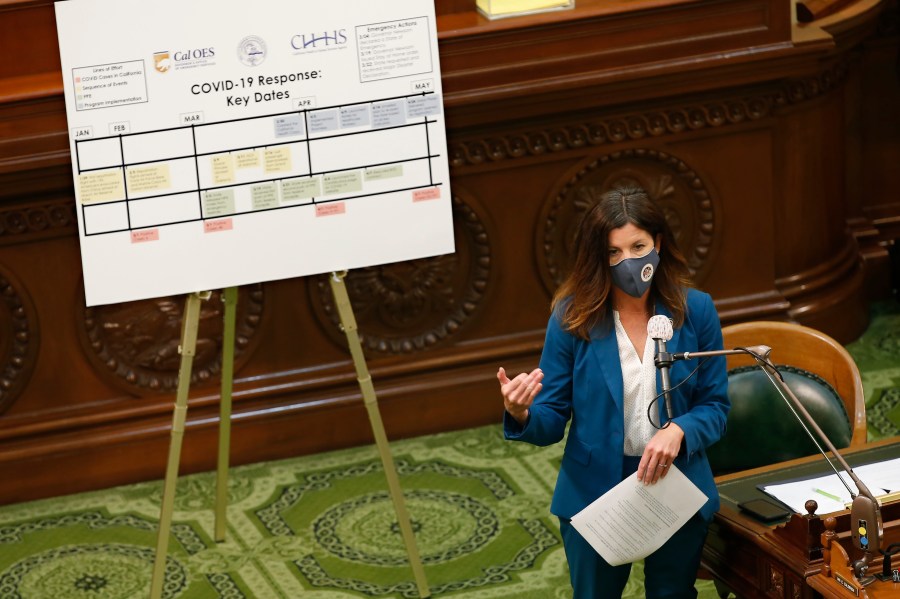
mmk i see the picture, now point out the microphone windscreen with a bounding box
[647,314,673,341]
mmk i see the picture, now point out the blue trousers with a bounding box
[557,457,711,599]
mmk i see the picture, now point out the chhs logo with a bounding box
[291,30,348,51]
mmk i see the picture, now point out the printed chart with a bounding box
[56,0,453,306]
[75,94,442,236]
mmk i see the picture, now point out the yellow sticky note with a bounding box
[235,150,260,169]
[126,164,171,194]
[211,154,235,184]
[264,147,292,173]
[78,170,125,204]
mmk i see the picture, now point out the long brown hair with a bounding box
[552,184,692,340]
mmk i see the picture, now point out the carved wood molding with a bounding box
[310,191,491,356]
[538,148,717,292]
[448,61,850,169]
[78,286,265,396]
[774,239,861,300]
[0,199,76,245]
[767,565,785,596]
[0,266,39,413]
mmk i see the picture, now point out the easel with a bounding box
[149,274,430,598]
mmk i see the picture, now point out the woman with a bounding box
[498,185,729,598]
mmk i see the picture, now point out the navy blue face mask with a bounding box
[610,248,660,298]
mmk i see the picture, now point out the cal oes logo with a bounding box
[153,51,171,73]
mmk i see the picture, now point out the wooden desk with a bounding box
[807,573,900,598]
[807,561,900,598]
[701,438,900,599]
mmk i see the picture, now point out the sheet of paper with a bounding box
[477,0,571,16]
[762,472,855,514]
[761,457,900,514]
[571,465,707,566]
[854,457,900,493]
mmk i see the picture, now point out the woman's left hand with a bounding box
[636,423,684,485]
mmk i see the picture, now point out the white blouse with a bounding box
[613,311,661,456]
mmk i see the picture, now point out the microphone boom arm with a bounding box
[675,344,882,579]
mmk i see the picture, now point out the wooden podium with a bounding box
[702,437,900,599]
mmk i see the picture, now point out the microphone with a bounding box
[647,315,674,421]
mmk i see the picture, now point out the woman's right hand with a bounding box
[497,367,543,426]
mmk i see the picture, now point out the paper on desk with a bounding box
[762,472,855,514]
[854,457,900,493]
[760,457,900,515]
[571,465,707,566]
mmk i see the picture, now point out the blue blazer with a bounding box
[504,289,730,521]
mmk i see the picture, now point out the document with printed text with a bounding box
[55,0,453,306]
[760,457,900,515]
[571,465,707,566]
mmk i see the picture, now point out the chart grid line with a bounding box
[302,109,313,202]
[423,116,433,187]
[75,93,443,238]
[73,91,436,145]
[118,134,132,230]
[76,119,439,175]
[77,154,441,208]
[190,124,203,220]
[83,182,444,237]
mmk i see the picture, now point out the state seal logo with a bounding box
[641,263,654,282]
[238,35,267,67]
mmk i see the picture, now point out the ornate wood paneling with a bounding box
[0,266,39,413]
[0,0,897,504]
[78,287,265,394]
[309,193,493,356]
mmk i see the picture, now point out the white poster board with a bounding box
[55,0,453,306]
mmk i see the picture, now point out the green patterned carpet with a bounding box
[0,427,715,598]
[846,300,900,442]
[0,299,897,598]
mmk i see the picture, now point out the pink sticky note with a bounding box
[131,229,159,243]
[316,203,346,217]
[413,187,441,202]
[204,218,234,233]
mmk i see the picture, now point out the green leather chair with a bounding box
[706,321,866,476]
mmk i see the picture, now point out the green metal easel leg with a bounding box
[149,291,209,599]
[329,271,431,599]
[215,286,238,543]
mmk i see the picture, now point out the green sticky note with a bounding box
[251,183,278,210]
[364,165,403,181]
[282,177,321,202]
[323,171,362,195]
[203,189,235,217]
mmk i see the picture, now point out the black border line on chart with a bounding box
[75,119,439,175]
[72,90,437,147]
[83,181,444,237]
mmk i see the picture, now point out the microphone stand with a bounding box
[659,344,883,582]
